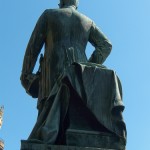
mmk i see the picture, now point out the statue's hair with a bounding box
[59,0,79,8]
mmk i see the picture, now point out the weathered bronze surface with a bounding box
[20,0,127,149]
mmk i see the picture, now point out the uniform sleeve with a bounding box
[88,22,112,64]
[22,10,47,75]
[21,10,47,89]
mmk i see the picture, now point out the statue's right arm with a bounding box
[88,22,112,64]
[20,10,48,90]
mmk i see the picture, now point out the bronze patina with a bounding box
[20,0,127,149]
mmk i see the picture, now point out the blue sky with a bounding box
[0,0,150,149]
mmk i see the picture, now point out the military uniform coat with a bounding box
[21,6,112,107]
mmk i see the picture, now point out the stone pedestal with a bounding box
[21,129,126,150]
[65,129,125,149]
[21,141,118,150]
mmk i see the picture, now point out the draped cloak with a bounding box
[27,63,127,147]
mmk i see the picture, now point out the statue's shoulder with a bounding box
[40,8,63,20]
[73,10,93,28]
[74,10,93,23]
[44,8,72,19]
[44,8,60,14]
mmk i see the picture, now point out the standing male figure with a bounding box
[20,0,126,149]
[21,0,112,112]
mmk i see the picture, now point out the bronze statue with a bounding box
[20,0,127,149]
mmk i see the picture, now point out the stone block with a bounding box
[21,140,123,150]
[66,129,125,150]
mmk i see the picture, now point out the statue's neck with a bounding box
[61,5,77,10]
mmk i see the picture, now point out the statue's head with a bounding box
[59,0,79,9]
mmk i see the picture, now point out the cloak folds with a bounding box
[27,62,127,146]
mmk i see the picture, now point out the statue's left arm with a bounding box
[88,22,112,64]
[20,10,47,91]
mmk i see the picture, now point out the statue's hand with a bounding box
[20,73,39,98]
[20,73,30,90]
[88,49,103,64]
